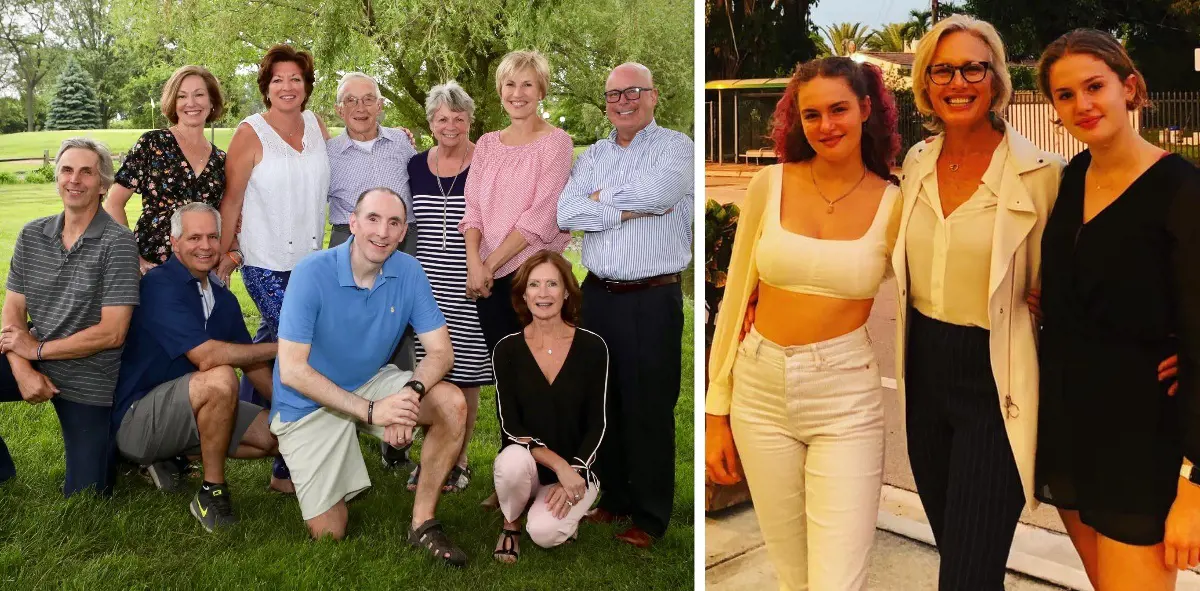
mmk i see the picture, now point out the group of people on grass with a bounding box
[0,44,693,567]
[705,17,1199,591]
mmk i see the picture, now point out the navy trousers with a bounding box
[0,355,115,496]
[905,309,1025,591]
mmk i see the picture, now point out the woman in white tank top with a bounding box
[705,58,903,591]
[217,44,331,493]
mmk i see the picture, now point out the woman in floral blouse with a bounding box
[105,65,227,274]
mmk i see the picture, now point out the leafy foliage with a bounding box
[821,22,871,56]
[704,199,740,312]
[867,23,911,53]
[45,57,101,129]
[705,0,819,79]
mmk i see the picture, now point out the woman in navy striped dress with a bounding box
[406,81,491,493]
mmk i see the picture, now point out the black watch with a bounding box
[405,379,427,400]
[1182,464,1200,486]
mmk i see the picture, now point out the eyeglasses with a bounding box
[604,86,655,103]
[341,95,379,108]
[926,61,991,85]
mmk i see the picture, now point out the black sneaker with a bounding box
[381,441,412,470]
[189,483,237,532]
[143,456,190,492]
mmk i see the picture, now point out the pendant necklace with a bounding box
[811,165,868,214]
[433,146,465,250]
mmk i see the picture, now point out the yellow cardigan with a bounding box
[705,164,902,415]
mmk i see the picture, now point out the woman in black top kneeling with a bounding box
[491,250,608,563]
[1034,29,1200,588]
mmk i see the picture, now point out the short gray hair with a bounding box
[170,202,222,239]
[336,72,381,104]
[425,80,475,124]
[55,138,114,189]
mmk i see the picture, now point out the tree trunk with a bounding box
[22,84,35,132]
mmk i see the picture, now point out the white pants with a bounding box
[730,326,885,591]
[493,445,600,548]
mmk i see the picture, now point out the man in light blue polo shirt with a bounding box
[271,187,468,566]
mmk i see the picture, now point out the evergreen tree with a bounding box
[45,57,101,130]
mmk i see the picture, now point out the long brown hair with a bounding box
[1037,29,1149,110]
[510,250,582,326]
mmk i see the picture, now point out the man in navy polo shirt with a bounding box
[272,187,468,565]
[112,202,280,532]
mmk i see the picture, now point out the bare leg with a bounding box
[305,499,348,540]
[1058,509,1100,588]
[1096,533,1176,591]
[457,386,480,468]
[188,366,238,484]
[412,382,466,529]
[229,409,278,459]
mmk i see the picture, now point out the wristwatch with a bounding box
[405,379,427,400]
[1180,463,1200,485]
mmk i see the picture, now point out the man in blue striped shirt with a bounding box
[557,62,693,548]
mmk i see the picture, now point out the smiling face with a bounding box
[605,64,658,139]
[1048,52,1137,146]
[430,104,469,149]
[56,148,105,211]
[174,75,212,127]
[796,75,869,163]
[499,67,542,121]
[926,31,995,131]
[522,262,566,322]
[336,77,381,138]
[268,60,306,113]
[171,210,220,276]
[349,190,407,265]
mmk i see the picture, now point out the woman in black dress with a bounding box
[490,250,607,563]
[104,65,227,274]
[1035,29,1200,588]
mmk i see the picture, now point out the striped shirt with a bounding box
[6,209,140,406]
[326,126,417,225]
[458,128,573,278]
[557,120,694,281]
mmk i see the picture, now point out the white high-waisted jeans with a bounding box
[730,325,885,591]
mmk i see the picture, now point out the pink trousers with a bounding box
[493,445,600,548]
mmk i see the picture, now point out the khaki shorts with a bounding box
[116,372,263,465]
[270,365,412,521]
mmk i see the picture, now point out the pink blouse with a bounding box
[458,127,573,278]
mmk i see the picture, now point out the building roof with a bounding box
[858,52,915,67]
[704,78,790,90]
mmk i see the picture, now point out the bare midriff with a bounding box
[754,281,874,346]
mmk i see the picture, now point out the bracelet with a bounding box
[367,400,374,425]
[227,250,242,267]
[36,341,44,361]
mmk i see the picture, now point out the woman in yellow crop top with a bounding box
[704,57,903,591]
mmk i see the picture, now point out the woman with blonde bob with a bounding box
[1034,29,1200,589]
[705,56,902,590]
[893,15,1065,589]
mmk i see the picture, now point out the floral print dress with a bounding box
[113,129,226,263]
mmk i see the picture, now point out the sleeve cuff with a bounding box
[704,383,732,415]
[508,435,546,449]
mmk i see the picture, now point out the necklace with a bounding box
[266,112,302,139]
[433,146,466,250]
[810,165,868,214]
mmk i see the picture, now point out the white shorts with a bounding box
[270,365,412,521]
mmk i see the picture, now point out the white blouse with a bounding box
[237,110,330,271]
[906,134,1007,329]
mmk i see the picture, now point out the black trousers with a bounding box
[474,272,521,357]
[582,277,683,538]
[905,309,1025,591]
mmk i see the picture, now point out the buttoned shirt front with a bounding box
[326,126,417,225]
[557,120,694,281]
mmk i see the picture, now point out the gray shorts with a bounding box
[116,372,263,465]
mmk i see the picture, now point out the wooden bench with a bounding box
[740,148,777,165]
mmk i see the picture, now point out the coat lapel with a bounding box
[989,123,1049,299]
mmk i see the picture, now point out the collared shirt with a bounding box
[557,120,694,281]
[906,134,1008,329]
[6,209,140,406]
[326,126,417,225]
[111,256,251,427]
[271,238,446,422]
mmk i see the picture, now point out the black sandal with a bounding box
[443,464,471,493]
[408,518,468,567]
[494,528,521,564]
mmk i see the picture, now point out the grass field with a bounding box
[0,184,695,589]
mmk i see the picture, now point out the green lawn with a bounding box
[0,184,695,589]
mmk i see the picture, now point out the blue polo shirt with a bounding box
[271,238,446,422]
[112,256,252,429]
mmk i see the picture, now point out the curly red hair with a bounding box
[770,57,900,180]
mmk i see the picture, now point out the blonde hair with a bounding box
[911,14,1012,132]
[495,50,550,98]
[161,65,224,124]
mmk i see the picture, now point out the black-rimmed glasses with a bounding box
[604,86,655,103]
[926,61,991,85]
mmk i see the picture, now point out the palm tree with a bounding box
[821,22,871,56]
[868,23,910,52]
[902,9,932,41]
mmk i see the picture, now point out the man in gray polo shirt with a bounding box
[0,138,140,496]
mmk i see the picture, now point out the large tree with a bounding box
[705,0,819,79]
[45,57,101,129]
[822,22,871,56]
[867,23,911,53]
[0,0,62,131]
[112,0,693,139]
[56,0,137,128]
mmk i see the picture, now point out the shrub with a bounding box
[0,171,18,184]
[23,164,55,184]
